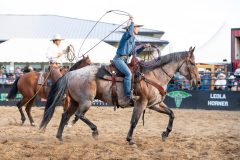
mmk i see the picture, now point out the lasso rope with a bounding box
[77,10,132,59]
[65,44,76,62]
[132,44,162,69]
[78,19,130,59]
[75,9,162,68]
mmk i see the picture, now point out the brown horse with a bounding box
[40,47,200,145]
[7,56,91,126]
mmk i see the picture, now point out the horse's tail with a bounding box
[40,74,69,130]
[7,77,20,99]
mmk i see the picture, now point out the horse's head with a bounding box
[178,47,200,87]
[60,66,69,75]
[82,55,92,66]
[69,55,92,71]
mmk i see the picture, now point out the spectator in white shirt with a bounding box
[214,73,227,90]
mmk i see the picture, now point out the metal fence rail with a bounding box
[1,71,240,109]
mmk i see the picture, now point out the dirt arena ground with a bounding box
[0,106,239,160]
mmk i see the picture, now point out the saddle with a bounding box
[97,57,141,108]
[98,56,140,80]
[37,71,51,86]
[37,66,61,86]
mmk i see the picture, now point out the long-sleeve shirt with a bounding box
[116,22,136,56]
[46,43,64,63]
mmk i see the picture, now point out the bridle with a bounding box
[160,52,196,81]
[177,54,197,82]
[160,65,172,80]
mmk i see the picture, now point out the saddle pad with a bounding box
[96,65,124,82]
[37,72,45,85]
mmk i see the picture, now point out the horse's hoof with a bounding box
[127,137,135,145]
[71,119,78,125]
[128,140,135,145]
[56,135,63,141]
[92,130,99,140]
[161,131,168,141]
[39,128,46,133]
[31,122,36,127]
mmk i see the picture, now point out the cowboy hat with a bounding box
[51,34,64,41]
[217,73,226,79]
[205,69,211,73]
[229,75,236,79]
[122,24,144,30]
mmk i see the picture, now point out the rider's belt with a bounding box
[117,55,129,60]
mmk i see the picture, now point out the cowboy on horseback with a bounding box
[45,34,71,87]
[46,34,67,68]
[113,16,151,102]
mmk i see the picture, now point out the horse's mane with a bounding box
[69,59,83,71]
[140,51,188,70]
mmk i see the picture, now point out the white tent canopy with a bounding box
[195,20,240,63]
[0,38,117,63]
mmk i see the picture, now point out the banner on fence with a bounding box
[1,86,240,110]
[164,90,240,110]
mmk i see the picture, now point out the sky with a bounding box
[0,0,240,57]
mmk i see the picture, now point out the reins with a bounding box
[160,66,172,80]
[176,55,196,88]
[160,52,193,80]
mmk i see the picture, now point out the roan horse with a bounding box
[40,47,200,145]
[7,56,91,126]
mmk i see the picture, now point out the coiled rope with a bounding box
[65,44,76,62]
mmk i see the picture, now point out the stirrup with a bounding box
[131,95,140,101]
[130,90,139,101]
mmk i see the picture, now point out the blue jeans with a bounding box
[113,55,132,98]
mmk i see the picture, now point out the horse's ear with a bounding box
[188,46,193,58]
[192,46,195,52]
[189,46,195,58]
[189,46,193,52]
